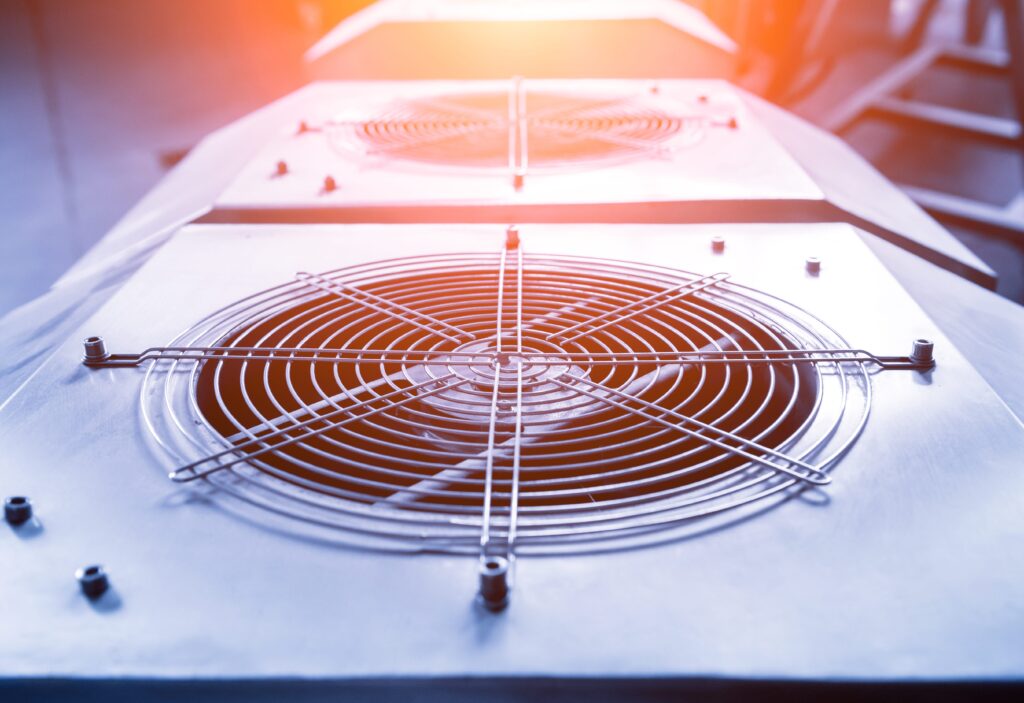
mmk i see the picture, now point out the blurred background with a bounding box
[1,0,1021,317]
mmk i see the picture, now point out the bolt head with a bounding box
[82,336,109,363]
[505,226,520,251]
[478,556,510,611]
[323,175,337,193]
[275,160,288,176]
[805,257,821,275]
[911,338,935,365]
[4,496,32,525]
[76,565,109,599]
[711,236,725,253]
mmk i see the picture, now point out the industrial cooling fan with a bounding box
[4,222,1023,682]
[76,227,941,611]
[326,81,733,181]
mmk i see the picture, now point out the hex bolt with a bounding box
[505,226,520,251]
[275,160,288,176]
[76,565,109,600]
[478,556,510,611]
[711,236,725,254]
[805,257,821,275]
[910,338,935,366]
[323,175,337,193]
[82,336,109,364]
[4,496,32,525]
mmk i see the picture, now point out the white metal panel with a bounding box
[3,223,1023,681]
[214,80,823,211]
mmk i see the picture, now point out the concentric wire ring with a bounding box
[141,253,871,554]
[325,90,713,171]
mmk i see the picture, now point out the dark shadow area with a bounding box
[1,678,1022,702]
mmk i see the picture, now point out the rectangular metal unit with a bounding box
[211,79,823,218]
[3,222,1023,688]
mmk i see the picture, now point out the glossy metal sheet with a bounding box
[3,223,1023,683]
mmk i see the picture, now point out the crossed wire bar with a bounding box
[83,241,935,534]
[325,78,739,187]
[85,344,933,371]
[478,240,526,562]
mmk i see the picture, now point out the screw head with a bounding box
[76,565,110,599]
[512,173,524,190]
[805,257,821,275]
[275,160,288,176]
[711,236,725,254]
[323,175,337,193]
[4,496,32,525]
[297,120,310,134]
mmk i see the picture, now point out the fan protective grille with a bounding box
[142,253,870,554]
[327,90,717,171]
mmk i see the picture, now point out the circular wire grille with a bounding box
[142,253,870,554]
[326,90,712,171]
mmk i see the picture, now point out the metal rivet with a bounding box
[275,160,288,176]
[83,336,109,364]
[910,338,935,365]
[805,257,821,275]
[711,236,725,254]
[4,496,32,525]
[323,175,337,193]
[478,556,510,611]
[76,565,109,599]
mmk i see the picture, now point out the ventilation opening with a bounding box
[330,90,703,169]
[195,261,819,516]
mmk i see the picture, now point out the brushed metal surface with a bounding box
[204,78,993,288]
[213,79,823,211]
[2,223,1023,681]
[743,90,996,288]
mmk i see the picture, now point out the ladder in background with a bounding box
[825,0,1024,239]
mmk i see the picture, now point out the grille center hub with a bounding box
[444,338,575,393]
